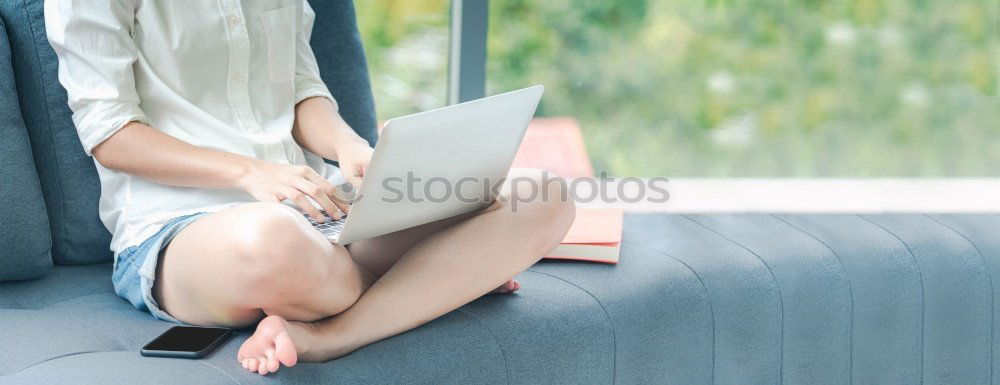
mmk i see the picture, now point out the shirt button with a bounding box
[233,73,244,84]
[228,14,241,27]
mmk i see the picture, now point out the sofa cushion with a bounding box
[3,214,999,384]
[0,0,378,265]
[308,0,379,148]
[0,14,52,281]
[0,0,112,264]
[0,262,608,383]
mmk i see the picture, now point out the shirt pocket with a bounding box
[259,6,297,84]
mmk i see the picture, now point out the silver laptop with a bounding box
[304,85,544,245]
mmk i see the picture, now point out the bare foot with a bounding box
[490,279,521,294]
[239,279,519,375]
[238,315,306,375]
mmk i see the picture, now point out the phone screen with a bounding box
[143,326,231,352]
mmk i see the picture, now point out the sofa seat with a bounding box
[3,213,1000,384]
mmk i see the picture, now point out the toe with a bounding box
[274,328,299,367]
[266,349,280,373]
[237,315,301,374]
[491,279,520,294]
[257,357,269,376]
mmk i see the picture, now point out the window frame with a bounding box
[447,0,488,104]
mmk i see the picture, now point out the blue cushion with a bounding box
[0,0,378,265]
[3,214,1000,383]
[0,14,52,281]
[0,0,112,265]
[308,0,379,147]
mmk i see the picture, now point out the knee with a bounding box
[229,203,333,292]
[505,168,576,241]
[507,168,575,224]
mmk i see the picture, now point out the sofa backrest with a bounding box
[310,1,379,148]
[0,0,378,268]
[0,14,53,281]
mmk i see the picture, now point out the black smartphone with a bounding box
[140,326,232,359]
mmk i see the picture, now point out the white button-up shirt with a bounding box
[45,0,343,255]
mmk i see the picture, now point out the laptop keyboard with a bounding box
[303,211,346,242]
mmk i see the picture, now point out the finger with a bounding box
[328,186,351,215]
[302,171,351,215]
[344,172,360,189]
[280,187,324,222]
[344,166,364,191]
[331,187,351,215]
[293,179,342,221]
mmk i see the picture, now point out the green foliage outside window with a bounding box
[357,0,1000,177]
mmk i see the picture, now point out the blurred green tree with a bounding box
[357,0,1000,177]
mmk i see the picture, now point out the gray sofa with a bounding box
[3,1,1000,384]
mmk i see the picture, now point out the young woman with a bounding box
[46,0,574,375]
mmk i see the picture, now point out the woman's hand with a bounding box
[335,139,374,192]
[237,159,350,221]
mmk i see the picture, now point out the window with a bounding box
[357,1,451,121]
[486,0,1000,177]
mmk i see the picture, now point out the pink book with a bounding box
[545,208,623,264]
[511,117,595,178]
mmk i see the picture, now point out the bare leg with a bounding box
[347,209,521,294]
[155,202,375,327]
[156,199,517,326]
[237,169,574,371]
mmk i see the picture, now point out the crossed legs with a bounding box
[153,169,575,374]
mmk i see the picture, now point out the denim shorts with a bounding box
[111,212,208,323]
